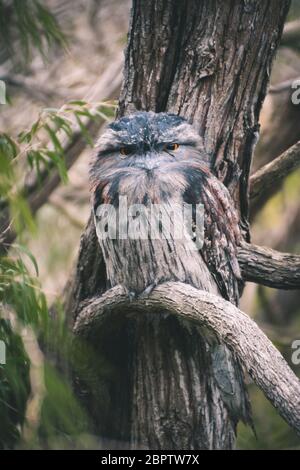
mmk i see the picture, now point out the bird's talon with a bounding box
[128,291,137,302]
[139,282,157,299]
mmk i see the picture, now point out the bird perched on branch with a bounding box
[90,111,252,439]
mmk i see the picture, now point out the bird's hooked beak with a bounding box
[131,151,162,171]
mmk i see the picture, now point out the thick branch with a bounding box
[74,282,300,435]
[66,0,291,449]
[238,242,300,289]
[250,141,300,209]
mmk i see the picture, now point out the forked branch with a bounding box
[250,140,300,212]
[74,282,300,435]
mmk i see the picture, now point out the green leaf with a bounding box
[74,113,94,147]
[44,124,64,155]
[45,150,68,184]
[68,100,87,106]
[12,244,39,277]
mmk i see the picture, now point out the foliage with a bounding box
[0,0,113,451]
[238,385,300,450]
[0,0,66,67]
[0,318,30,449]
[0,100,116,238]
[0,96,115,447]
[0,246,92,448]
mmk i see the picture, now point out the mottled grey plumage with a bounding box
[90,111,251,434]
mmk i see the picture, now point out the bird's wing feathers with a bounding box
[201,173,242,304]
[184,165,242,305]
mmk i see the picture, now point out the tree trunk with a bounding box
[65,0,290,450]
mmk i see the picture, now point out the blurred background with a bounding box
[0,0,300,450]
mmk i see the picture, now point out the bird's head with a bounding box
[90,111,208,178]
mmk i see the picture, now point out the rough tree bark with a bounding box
[73,283,300,435]
[238,242,300,289]
[65,0,291,450]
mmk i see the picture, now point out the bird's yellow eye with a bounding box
[120,147,131,157]
[164,143,179,151]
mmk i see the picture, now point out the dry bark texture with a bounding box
[73,283,300,435]
[238,242,300,290]
[66,0,291,450]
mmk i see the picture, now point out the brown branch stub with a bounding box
[281,19,300,50]
[238,242,300,289]
[269,76,300,94]
[250,140,300,209]
[74,282,300,435]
